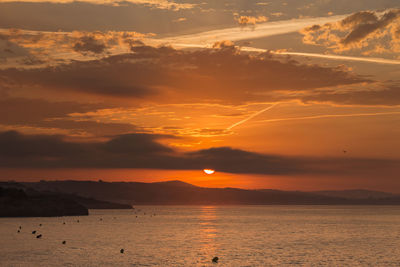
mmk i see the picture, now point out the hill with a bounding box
[16,180,400,205]
[0,182,132,210]
[0,186,88,217]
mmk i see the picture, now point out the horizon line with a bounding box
[1,179,397,194]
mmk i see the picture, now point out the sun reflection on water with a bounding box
[198,206,219,262]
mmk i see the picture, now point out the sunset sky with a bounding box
[0,0,399,191]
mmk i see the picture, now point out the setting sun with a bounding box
[203,169,215,175]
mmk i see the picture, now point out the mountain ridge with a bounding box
[9,180,400,205]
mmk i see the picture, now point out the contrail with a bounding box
[166,44,400,65]
[156,12,400,65]
[255,111,400,124]
[227,104,277,130]
[159,15,347,46]
[272,51,400,65]
[159,36,400,66]
[239,47,400,65]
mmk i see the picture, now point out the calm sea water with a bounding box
[1,206,400,266]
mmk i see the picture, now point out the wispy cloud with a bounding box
[0,0,195,10]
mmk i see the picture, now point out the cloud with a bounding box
[3,42,400,107]
[173,17,187,23]
[235,15,268,26]
[300,83,400,106]
[0,130,175,168]
[0,130,398,178]
[73,36,107,54]
[340,11,379,28]
[0,130,86,158]
[0,97,138,136]
[341,10,399,45]
[162,14,347,46]
[102,133,174,154]
[0,45,367,103]
[0,98,102,125]
[0,29,149,66]
[211,40,235,49]
[300,9,400,55]
[0,53,159,97]
[0,0,195,10]
[270,12,283,17]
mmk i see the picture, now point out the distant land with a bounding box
[0,186,88,217]
[7,180,400,206]
[0,182,132,217]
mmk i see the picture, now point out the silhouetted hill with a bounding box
[0,187,88,217]
[0,182,132,209]
[17,180,400,205]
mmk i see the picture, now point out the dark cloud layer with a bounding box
[0,130,397,177]
[0,45,368,103]
[1,44,398,108]
[0,98,102,125]
[0,56,156,97]
[0,97,140,136]
[301,84,400,106]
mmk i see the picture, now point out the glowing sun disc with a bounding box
[203,169,215,174]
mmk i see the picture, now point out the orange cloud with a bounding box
[0,0,196,10]
[235,15,269,26]
[0,45,367,104]
[0,29,150,66]
[300,9,400,56]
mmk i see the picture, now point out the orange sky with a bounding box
[1,168,400,193]
[0,1,399,192]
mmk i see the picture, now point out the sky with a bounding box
[0,0,400,192]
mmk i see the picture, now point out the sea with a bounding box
[1,206,400,266]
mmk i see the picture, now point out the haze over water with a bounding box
[2,206,400,266]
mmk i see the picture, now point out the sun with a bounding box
[203,169,215,175]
